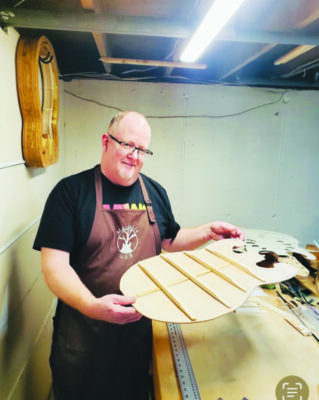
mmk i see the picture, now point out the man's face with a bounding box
[101,113,151,186]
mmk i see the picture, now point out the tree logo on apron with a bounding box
[117,225,139,259]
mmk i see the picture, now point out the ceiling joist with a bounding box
[100,56,206,69]
[1,9,191,38]
[221,5,319,79]
[2,8,319,47]
[80,0,112,74]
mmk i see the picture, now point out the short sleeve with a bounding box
[159,188,180,241]
[33,179,76,253]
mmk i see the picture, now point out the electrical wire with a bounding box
[13,0,26,7]
[60,71,226,84]
[146,92,286,119]
[64,89,286,119]
[61,71,319,89]
[279,58,319,79]
[64,90,123,112]
[119,0,200,77]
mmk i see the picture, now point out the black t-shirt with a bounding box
[33,166,180,264]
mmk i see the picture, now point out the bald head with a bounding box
[108,111,151,138]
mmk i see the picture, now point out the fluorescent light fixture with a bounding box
[180,0,246,63]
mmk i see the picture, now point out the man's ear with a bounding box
[102,133,109,151]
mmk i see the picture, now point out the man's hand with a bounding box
[41,248,143,325]
[208,221,245,241]
[85,294,143,325]
[162,221,245,252]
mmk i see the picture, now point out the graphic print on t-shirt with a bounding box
[103,203,146,210]
[117,225,139,259]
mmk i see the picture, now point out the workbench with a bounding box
[152,290,319,400]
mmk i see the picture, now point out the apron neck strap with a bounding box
[95,165,103,209]
[138,175,155,223]
[138,175,162,254]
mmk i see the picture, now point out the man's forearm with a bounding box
[41,247,142,324]
[162,221,244,252]
[41,247,96,316]
[162,224,213,252]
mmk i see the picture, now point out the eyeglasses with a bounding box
[108,134,153,158]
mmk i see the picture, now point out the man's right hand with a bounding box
[41,248,143,325]
[86,294,143,324]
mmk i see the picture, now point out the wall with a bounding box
[64,80,319,247]
[0,27,65,400]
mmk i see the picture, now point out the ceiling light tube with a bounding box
[180,0,246,63]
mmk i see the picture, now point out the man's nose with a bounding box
[128,148,139,160]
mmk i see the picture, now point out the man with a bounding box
[34,111,244,400]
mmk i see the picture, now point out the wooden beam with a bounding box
[3,8,319,45]
[80,0,111,74]
[274,45,316,65]
[100,57,206,69]
[163,39,187,77]
[80,0,94,8]
[221,5,319,79]
[2,9,191,38]
[221,44,276,80]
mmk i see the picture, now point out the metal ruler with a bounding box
[167,322,201,400]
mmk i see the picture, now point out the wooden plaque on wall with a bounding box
[16,36,59,167]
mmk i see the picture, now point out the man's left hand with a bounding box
[208,221,245,241]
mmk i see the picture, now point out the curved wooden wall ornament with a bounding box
[16,36,59,167]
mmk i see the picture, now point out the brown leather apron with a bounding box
[50,165,161,400]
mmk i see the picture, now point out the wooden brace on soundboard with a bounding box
[120,239,297,323]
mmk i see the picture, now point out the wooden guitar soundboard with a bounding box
[120,239,297,323]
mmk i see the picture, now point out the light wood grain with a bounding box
[153,292,319,400]
[16,36,59,167]
[120,239,297,323]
